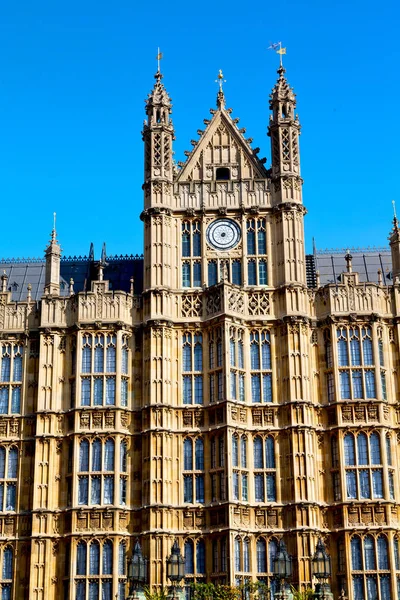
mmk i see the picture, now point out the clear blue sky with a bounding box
[0,0,398,259]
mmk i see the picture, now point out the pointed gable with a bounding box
[176,96,268,183]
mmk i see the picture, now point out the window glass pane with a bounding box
[183,376,192,405]
[104,439,114,471]
[377,536,389,570]
[91,476,101,504]
[121,379,128,407]
[122,346,129,375]
[251,374,261,403]
[254,438,263,469]
[7,448,17,479]
[193,262,201,287]
[78,476,89,505]
[94,378,103,406]
[80,440,89,472]
[340,371,350,399]
[184,439,193,471]
[357,433,368,465]
[352,371,363,399]
[363,337,373,365]
[352,576,363,600]
[195,439,204,470]
[262,374,272,403]
[255,474,264,501]
[266,474,276,501]
[0,388,8,413]
[247,228,256,255]
[104,476,114,504]
[13,354,22,381]
[2,548,12,579]
[77,542,87,575]
[5,484,16,510]
[1,355,10,382]
[241,437,247,468]
[380,576,391,600]
[265,438,275,468]
[346,471,357,499]
[0,449,5,478]
[194,338,202,370]
[105,377,116,405]
[366,576,377,600]
[359,470,371,499]
[197,540,206,574]
[184,540,194,574]
[337,335,349,367]
[232,472,239,500]
[258,227,266,255]
[92,440,102,471]
[208,262,217,286]
[248,261,256,285]
[365,371,376,398]
[232,436,238,467]
[196,475,204,502]
[106,345,116,372]
[182,263,191,287]
[256,539,266,573]
[184,475,193,502]
[118,542,126,576]
[242,474,248,501]
[11,387,20,413]
[351,537,362,570]
[344,434,355,466]
[81,378,91,406]
[370,433,381,464]
[372,470,383,498]
[103,540,113,575]
[350,337,361,365]
[258,260,267,285]
[89,542,100,574]
[232,260,242,285]
[193,227,201,257]
[94,345,104,373]
[182,228,191,257]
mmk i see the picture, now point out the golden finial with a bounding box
[215,69,226,91]
[392,200,397,219]
[156,48,163,73]
[268,41,287,68]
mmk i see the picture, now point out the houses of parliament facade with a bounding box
[0,63,399,600]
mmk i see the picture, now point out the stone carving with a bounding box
[248,292,271,316]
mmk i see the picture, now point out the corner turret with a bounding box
[44,216,61,295]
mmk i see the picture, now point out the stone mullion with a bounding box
[371,322,383,401]
[115,330,122,413]
[241,213,247,285]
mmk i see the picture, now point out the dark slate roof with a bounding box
[0,255,144,302]
[308,248,392,287]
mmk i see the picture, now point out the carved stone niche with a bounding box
[252,409,262,426]
[267,509,277,528]
[354,405,365,422]
[348,506,359,525]
[375,506,386,525]
[183,510,193,529]
[367,404,378,421]
[256,509,266,528]
[183,410,192,427]
[342,406,353,422]
[361,507,373,524]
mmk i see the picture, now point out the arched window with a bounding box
[184,439,193,471]
[0,447,5,478]
[265,437,275,468]
[185,540,194,574]
[337,329,349,366]
[104,439,114,472]
[370,432,381,464]
[7,448,17,479]
[232,436,239,467]
[2,547,12,580]
[94,335,105,373]
[350,328,361,365]
[106,335,116,372]
[118,542,126,576]
[269,539,278,572]
[351,536,362,570]
[377,535,389,570]
[196,540,205,574]
[357,433,368,465]
[256,539,266,572]
[77,541,87,575]
[92,439,102,471]
[254,437,263,469]
[331,436,339,468]
[102,540,113,575]
[182,333,203,405]
[195,439,204,470]
[194,335,203,371]
[344,434,355,466]
[364,536,375,570]
[243,539,250,572]
[241,436,247,468]
[120,442,127,472]
[386,435,392,466]
[234,538,241,571]
[89,541,100,575]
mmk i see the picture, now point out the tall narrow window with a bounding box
[183,438,205,504]
[182,221,202,287]
[0,447,18,511]
[250,331,272,403]
[344,432,384,500]
[0,343,23,414]
[182,333,203,405]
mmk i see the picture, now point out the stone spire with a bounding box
[268,66,302,205]
[389,206,400,282]
[142,69,175,209]
[44,215,61,295]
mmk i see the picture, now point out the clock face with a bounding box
[206,219,241,251]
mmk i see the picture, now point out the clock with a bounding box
[206,218,241,251]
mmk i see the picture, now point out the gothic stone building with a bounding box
[0,65,399,600]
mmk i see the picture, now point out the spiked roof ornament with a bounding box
[145,68,172,113]
[269,66,296,108]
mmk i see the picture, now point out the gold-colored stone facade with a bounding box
[1,67,399,600]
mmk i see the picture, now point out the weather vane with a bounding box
[215,69,226,91]
[268,41,287,67]
[156,48,163,72]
